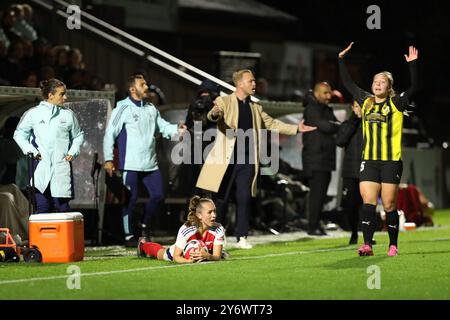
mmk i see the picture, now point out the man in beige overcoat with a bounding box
[196,69,315,249]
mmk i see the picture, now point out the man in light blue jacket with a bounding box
[14,79,84,213]
[103,73,186,245]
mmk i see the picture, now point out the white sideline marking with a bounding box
[0,246,354,285]
[1,236,450,286]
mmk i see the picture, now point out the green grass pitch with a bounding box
[1,210,449,300]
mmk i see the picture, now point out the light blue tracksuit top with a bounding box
[103,97,179,172]
[13,101,85,198]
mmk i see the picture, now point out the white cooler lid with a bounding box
[29,212,84,222]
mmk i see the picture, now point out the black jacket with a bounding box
[302,94,340,175]
[335,113,363,179]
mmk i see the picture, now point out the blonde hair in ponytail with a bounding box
[185,195,214,227]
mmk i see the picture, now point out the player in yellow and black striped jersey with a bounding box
[338,43,418,257]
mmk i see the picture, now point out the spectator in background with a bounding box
[0,40,8,85]
[302,82,340,236]
[39,65,56,82]
[0,40,25,85]
[335,101,364,244]
[65,48,85,87]
[68,48,84,70]
[0,117,23,185]
[90,75,106,91]
[22,4,36,25]
[22,70,38,87]
[31,37,50,69]
[0,117,28,191]
[21,39,34,70]
[146,84,166,106]
[11,3,38,42]
[43,45,56,67]
[54,46,70,80]
[255,77,269,100]
[0,39,7,57]
[1,5,21,43]
[68,69,87,90]
[0,28,10,50]
[184,79,220,195]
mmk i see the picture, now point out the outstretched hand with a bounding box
[404,46,419,62]
[298,120,317,133]
[338,42,354,59]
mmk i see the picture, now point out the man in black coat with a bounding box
[302,82,340,236]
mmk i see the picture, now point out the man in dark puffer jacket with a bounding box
[302,82,340,236]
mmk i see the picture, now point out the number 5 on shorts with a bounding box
[360,161,366,172]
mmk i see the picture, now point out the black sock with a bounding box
[360,204,377,246]
[386,210,399,246]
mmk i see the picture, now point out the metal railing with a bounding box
[29,0,259,100]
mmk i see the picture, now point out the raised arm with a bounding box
[404,46,419,99]
[393,46,419,111]
[338,42,372,105]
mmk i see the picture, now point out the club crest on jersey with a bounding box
[133,114,139,122]
[382,105,391,114]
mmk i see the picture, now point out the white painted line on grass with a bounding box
[1,236,450,286]
[0,246,355,286]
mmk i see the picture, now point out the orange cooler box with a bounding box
[29,212,84,263]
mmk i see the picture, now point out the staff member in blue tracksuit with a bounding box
[103,73,187,245]
[14,78,85,213]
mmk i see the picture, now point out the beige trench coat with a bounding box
[196,93,298,197]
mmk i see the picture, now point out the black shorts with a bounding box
[359,160,403,184]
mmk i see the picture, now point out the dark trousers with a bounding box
[307,171,331,232]
[122,170,164,236]
[31,158,71,213]
[342,177,362,234]
[35,187,70,213]
[215,163,254,240]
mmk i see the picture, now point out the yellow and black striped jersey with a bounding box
[339,59,418,161]
[361,97,403,160]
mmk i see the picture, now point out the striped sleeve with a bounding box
[103,105,127,162]
[213,225,225,246]
[174,225,197,250]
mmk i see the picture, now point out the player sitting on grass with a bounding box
[137,196,226,263]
